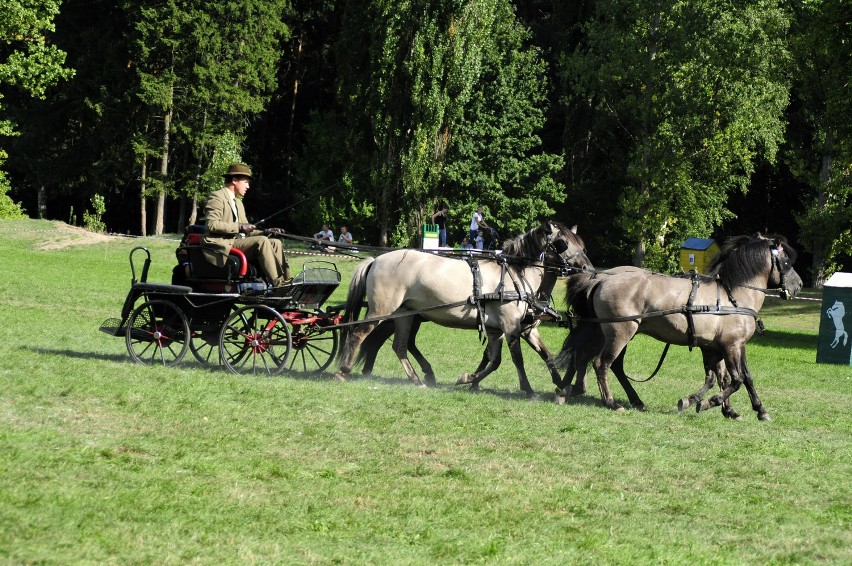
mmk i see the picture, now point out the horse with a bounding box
[556,268,738,417]
[336,221,593,395]
[557,234,802,421]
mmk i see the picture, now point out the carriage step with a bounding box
[99,318,126,337]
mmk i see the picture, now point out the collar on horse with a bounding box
[464,253,559,342]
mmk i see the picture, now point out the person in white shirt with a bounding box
[338,225,353,244]
[314,224,334,242]
[470,205,487,243]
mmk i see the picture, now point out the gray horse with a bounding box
[557,235,801,421]
[336,222,593,395]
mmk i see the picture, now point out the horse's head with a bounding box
[710,234,802,299]
[769,236,803,300]
[538,221,594,274]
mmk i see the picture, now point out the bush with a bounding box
[83,194,106,233]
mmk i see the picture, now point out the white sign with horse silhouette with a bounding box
[817,272,852,365]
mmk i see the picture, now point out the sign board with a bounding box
[816,272,852,365]
[422,223,439,250]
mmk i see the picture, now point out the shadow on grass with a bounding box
[25,347,130,363]
[751,328,818,350]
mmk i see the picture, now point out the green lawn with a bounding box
[1,219,850,564]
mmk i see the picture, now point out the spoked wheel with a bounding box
[287,324,338,373]
[189,330,221,365]
[219,305,292,375]
[125,300,190,366]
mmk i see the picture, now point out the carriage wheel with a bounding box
[219,305,292,375]
[125,300,190,366]
[287,324,338,373]
[189,331,221,365]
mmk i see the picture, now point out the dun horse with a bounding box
[558,234,801,421]
[336,222,593,394]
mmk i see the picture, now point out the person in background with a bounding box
[202,163,291,287]
[314,224,334,242]
[431,202,449,247]
[338,225,353,245]
[460,235,473,249]
[470,205,487,244]
[475,230,484,250]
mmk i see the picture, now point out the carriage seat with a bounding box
[173,225,261,290]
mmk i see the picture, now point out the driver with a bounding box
[201,163,291,287]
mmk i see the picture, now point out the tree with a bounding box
[124,0,289,234]
[304,0,561,246]
[0,0,73,218]
[562,0,790,270]
[786,0,852,285]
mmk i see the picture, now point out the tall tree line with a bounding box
[2,0,849,284]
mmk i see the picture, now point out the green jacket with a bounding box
[201,187,259,267]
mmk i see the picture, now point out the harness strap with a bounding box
[466,256,487,342]
[685,272,700,350]
[579,304,760,324]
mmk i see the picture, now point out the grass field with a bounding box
[1,219,850,564]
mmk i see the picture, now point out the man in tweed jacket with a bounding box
[201,163,291,286]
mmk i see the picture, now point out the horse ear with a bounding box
[570,225,578,234]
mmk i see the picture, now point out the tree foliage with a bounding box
[563,0,790,270]
[0,0,73,217]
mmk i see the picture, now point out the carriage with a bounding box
[100,226,343,375]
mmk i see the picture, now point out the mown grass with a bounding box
[0,219,850,564]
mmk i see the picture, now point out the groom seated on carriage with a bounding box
[200,163,291,288]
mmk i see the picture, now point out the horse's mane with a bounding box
[501,221,580,265]
[707,234,796,288]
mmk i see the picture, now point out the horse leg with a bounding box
[608,347,644,409]
[520,328,561,391]
[457,330,504,389]
[697,348,747,417]
[337,320,380,381]
[402,317,436,386]
[507,333,535,396]
[737,348,771,421]
[359,320,395,376]
[391,316,426,387]
[716,370,743,421]
[678,349,721,413]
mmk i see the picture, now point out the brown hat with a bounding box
[223,163,254,180]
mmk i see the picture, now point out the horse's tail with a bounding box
[339,257,375,358]
[566,272,599,317]
[554,272,603,370]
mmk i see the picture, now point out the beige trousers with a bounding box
[231,236,290,282]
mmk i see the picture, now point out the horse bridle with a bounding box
[542,234,588,276]
[770,245,793,300]
[736,244,793,299]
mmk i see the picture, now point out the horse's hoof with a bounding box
[424,374,437,387]
[609,403,625,412]
[758,412,772,422]
[456,373,471,385]
[632,403,646,411]
[570,387,586,397]
[677,397,691,412]
[555,394,567,406]
[334,373,348,382]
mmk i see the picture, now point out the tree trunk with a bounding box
[177,196,186,234]
[188,193,198,226]
[155,90,173,236]
[287,33,304,194]
[811,131,833,288]
[140,157,148,237]
[633,4,659,268]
